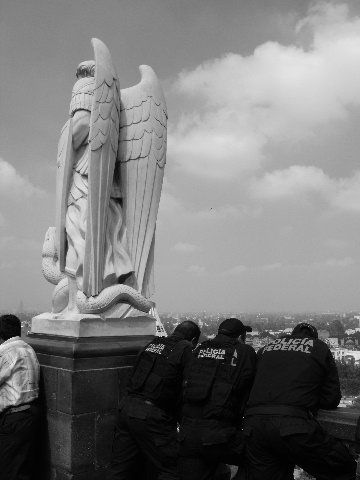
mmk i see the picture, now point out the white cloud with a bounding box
[158,190,184,216]
[250,166,332,201]
[250,166,360,213]
[331,172,360,211]
[172,242,201,253]
[158,183,260,224]
[169,3,360,180]
[323,238,348,249]
[0,158,44,198]
[187,265,206,275]
[0,213,5,227]
[280,258,355,269]
[323,256,355,267]
[222,262,282,274]
[222,264,248,275]
[260,263,283,271]
[169,124,265,180]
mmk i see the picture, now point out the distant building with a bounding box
[327,338,339,348]
[252,337,263,348]
[339,337,359,348]
[318,330,330,339]
[332,348,360,365]
[344,338,356,350]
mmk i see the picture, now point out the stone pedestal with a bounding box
[31,312,156,337]
[27,324,154,480]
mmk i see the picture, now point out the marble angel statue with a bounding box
[41,38,167,318]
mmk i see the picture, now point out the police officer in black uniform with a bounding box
[109,320,201,480]
[178,318,257,480]
[243,322,357,480]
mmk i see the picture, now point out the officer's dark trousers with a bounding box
[109,397,179,480]
[0,404,40,480]
[243,414,357,480]
[178,417,244,480]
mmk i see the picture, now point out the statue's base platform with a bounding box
[27,331,154,480]
[31,312,156,337]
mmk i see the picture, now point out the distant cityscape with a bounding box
[9,308,360,406]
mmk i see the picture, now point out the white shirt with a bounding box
[0,336,40,413]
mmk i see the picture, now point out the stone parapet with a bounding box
[318,408,360,478]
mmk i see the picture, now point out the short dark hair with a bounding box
[76,61,95,79]
[173,321,201,342]
[218,318,252,338]
[291,322,318,340]
[0,314,21,341]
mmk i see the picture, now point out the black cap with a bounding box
[218,318,252,337]
[291,322,318,340]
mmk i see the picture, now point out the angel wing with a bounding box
[118,65,167,297]
[55,118,74,272]
[83,38,121,297]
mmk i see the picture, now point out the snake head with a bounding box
[42,227,57,258]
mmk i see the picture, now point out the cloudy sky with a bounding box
[2,0,360,313]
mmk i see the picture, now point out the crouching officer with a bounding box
[178,318,257,480]
[243,322,357,480]
[109,320,201,480]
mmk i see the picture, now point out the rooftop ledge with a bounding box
[318,408,360,477]
[318,407,360,444]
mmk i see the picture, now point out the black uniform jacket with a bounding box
[182,334,257,423]
[127,332,194,415]
[247,335,341,411]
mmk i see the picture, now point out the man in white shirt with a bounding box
[0,314,40,480]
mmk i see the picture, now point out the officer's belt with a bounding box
[245,405,310,419]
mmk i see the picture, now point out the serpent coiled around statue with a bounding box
[41,227,152,315]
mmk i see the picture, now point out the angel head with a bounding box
[69,60,95,116]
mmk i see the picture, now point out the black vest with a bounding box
[129,336,190,410]
[183,337,243,421]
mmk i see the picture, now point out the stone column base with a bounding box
[27,332,153,480]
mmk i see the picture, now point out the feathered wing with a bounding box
[118,65,167,297]
[56,118,74,272]
[83,38,121,297]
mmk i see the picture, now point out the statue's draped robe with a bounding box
[64,110,133,292]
